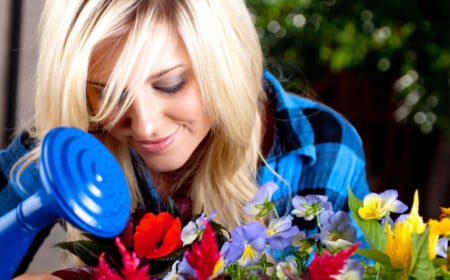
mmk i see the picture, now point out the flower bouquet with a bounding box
[52,182,450,279]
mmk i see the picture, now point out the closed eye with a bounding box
[154,79,186,95]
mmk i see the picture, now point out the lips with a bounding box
[136,128,178,153]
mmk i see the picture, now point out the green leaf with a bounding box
[356,249,393,267]
[409,227,435,279]
[379,269,405,280]
[439,269,450,280]
[356,250,405,280]
[347,187,386,251]
[55,240,107,267]
[433,259,450,280]
[153,246,185,262]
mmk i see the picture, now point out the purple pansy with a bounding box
[266,215,301,250]
[436,237,448,258]
[221,222,267,266]
[337,259,364,279]
[244,181,278,217]
[319,210,356,250]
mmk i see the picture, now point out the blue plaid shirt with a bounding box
[0,131,41,216]
[259,71,370,235]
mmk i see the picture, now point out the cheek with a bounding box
[182,85,212,128]
[108,128,124,142]
[198,108,213,133]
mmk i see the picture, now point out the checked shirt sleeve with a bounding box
[0,130,40,216]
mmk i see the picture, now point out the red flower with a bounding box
[96,252,122,280]
[185,221,221,280]
[96,238,151,280]
[134,212,182,259]
[305,243,359,280]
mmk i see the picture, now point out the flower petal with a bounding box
[134,212,182,259]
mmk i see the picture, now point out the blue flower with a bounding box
[436,237,448,258]
[162,258,194,280]
[221,222,267,266]
[244,181,278,217]
[291,194,332,221]
[335,259,364,280]
[319,211,356,250]
[266,215,300,250]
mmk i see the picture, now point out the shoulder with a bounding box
[0,130,38,213]
[288,93,364,157]
[0,130,36,170]
[264,71,363,157]
[269,90,364,162]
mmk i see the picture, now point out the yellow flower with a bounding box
[428,217,450,258]
[440,207,450,220]
[384,190,426,273]
[213,257,225,277]
[358,189,407,220]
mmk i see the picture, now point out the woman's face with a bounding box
[87,30,212,173]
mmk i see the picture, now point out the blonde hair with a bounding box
[25,0,265,263]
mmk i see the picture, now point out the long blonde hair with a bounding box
[25,0,265,254]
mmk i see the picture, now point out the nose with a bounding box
[123,91,162,137]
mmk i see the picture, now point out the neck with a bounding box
[150,169,192,200]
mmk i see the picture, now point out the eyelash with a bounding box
[154,79,186,95]
[89,77,186,101]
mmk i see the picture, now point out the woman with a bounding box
[3,0,369,277]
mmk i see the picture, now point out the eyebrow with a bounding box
[87,64,185,87]
[86,80,106,88]
[148,64,185,80]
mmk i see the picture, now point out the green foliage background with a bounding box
[247,0,449,136]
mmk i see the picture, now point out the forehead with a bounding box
[88,26,189,83]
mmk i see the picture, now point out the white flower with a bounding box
[181,211,216,246]
[276,256,298,280]
[162,261,181,280]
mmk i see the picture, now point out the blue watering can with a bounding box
[0,127,131,278]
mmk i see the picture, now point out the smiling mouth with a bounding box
[136,128,179,153]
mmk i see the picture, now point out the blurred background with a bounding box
[0,0,448,273]
[245,0,449,220]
